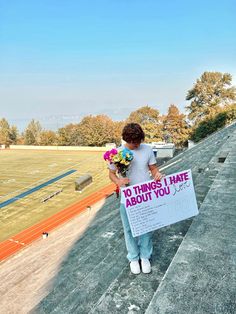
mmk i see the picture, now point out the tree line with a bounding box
[1,71,236,148]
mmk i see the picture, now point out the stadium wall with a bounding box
[9,145,108,151]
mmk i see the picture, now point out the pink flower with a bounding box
[103,148,118,162]
[103,151,110,161]
[110,148,118,155]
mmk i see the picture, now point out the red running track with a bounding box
[0,183,116,262]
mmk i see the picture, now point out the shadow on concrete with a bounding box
[31,191,194,314]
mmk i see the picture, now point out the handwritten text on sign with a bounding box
[120,169,198,237]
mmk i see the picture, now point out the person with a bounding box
[108,123,164,274]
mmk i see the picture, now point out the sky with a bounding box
[0,0,236,130]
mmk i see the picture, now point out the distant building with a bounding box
[188,140,195,149]
[149,142,175,158]
[105,143,116,148]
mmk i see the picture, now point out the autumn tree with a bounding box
[191,103,236,142]
[162,105,190,147]
[40,130,57,145]
[16,133,25,144]
[24,119,42,145]
[112,120,125,146]
[126,106,163,142]
[0,118,19,146]
[224,103,236,122]
[78,115,120,146]
[57,124,82,146]
[9,125,19,144]
[0,118,11,146]
[186,72,236,125]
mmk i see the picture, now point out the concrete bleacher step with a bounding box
[50,243,127,314]
[90,219,192,313]
[32,197,125,312]
[145,125,236,313]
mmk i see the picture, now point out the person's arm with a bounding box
[109,169,130,187]
[148,164,164,181]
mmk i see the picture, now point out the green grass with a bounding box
[0,149,111,242]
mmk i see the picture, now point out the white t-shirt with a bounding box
[109,143,157,186]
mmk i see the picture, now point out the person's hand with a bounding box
[117,177,130,187]
[154,171,165,181]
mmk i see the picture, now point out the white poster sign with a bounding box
[120,169,198,237]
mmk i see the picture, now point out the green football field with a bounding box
[0,149,111,242]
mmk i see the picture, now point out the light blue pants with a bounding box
[119,203,153,261]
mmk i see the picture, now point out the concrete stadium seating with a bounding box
[1,122,235,313]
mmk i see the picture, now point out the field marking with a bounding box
[0,163,80,199]
[9,239,25,246]
[0,170,77,208]
[0,155,102,200]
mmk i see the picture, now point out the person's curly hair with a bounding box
[122,123,145,143]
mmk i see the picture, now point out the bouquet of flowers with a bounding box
[103,147,134,177]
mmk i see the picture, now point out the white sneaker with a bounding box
[130,260,141,274]
[141,258,151,274]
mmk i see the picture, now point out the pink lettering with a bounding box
[154,187,170,198]
[126,192,152,208]
[169,172,189,185]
